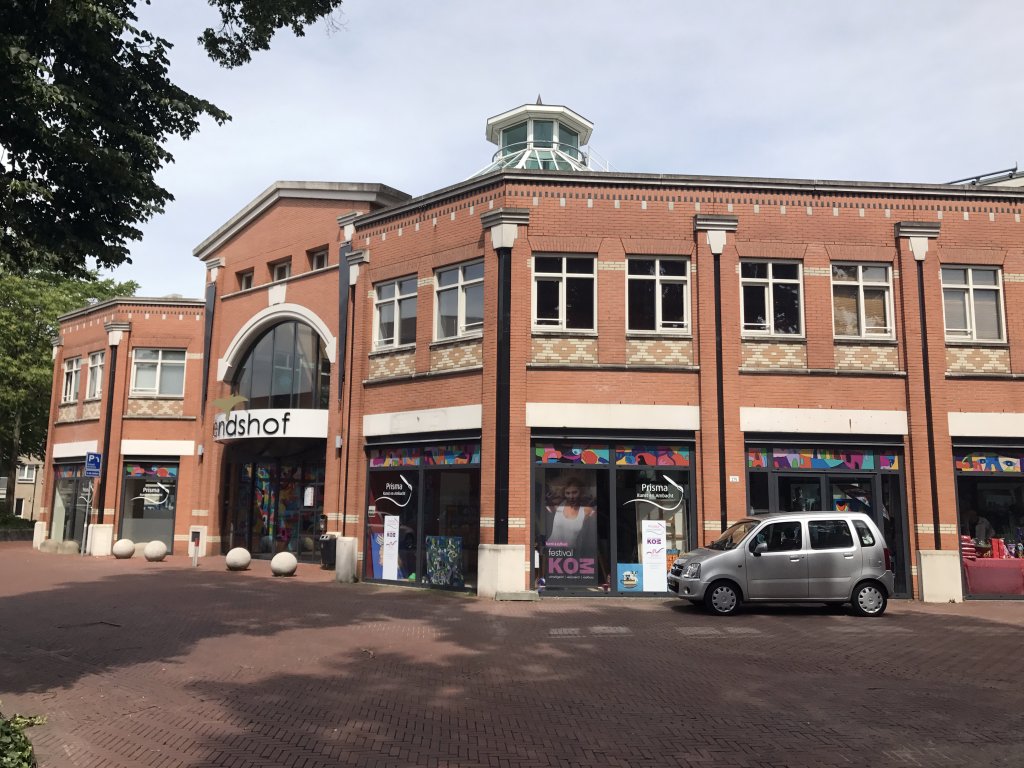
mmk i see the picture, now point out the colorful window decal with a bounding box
[535,444,610,465]
[369,446,421,467]
[422,443,481,466]
[54,464,85,479]
[123,463,178,479]
[747,448,769,469]
[615,445,690,467]
[748,448,900,471]
[955,452,1023,473]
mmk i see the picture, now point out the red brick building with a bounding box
[39,103,1024,600]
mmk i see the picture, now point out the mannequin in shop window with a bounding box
[963,508,996,543]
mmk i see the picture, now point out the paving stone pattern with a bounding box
[2,542,1023,768]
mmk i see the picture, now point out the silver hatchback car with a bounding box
[667,511,895,616]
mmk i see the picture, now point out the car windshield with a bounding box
[707,520,760,550]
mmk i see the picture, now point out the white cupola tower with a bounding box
[473,98,606,176]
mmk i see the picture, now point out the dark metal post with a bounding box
[494,244,512,545]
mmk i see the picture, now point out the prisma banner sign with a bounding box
[212,408,328,442]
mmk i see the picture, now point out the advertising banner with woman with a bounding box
[542,471,599,587]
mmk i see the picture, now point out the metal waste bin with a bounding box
[319,534,337,569]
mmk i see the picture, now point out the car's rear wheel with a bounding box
[850,581,888,617]
[704,580,741,616]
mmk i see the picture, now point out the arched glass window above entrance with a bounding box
[231,321,330,410]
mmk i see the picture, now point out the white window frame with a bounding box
[62,357,81,403]
[237,270,254,291]
[830,263,895,340]
[434,260,484,341]
[373,276,418,349]
[941,266,1006,342]
[531,254,597,332]
[739,260,804,337]
[271,260,291,283]
[625,256,691,335]
[17,464,36,483]
[86,351,105,399]
[130,348,187,397]
[308,248,328,271]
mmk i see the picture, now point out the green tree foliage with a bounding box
[0,0,345,278]
[0,273,137,514]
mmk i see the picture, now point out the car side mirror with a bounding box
[751,541,767,557]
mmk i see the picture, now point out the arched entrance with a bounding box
[216,319,331,560]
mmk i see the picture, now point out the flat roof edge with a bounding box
[193,181,410,261]
[59,296,205,323]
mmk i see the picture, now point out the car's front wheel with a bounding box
[704,580,741,616]
[850,581,888,617]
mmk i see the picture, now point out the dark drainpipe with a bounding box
[695,215,738,531]
[896,222,942,549]
[97,322,130,525]
[481,208,529,546]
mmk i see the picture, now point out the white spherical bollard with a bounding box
[59,540,81,555]
[225,547,252,571]
[270,551,298,577]
[112,539,135,559]
[39,539,60,553]
[143,540,168,562]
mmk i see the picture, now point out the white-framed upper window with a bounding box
[62,357,81,403]
[740,260,803,336]
[435,261,484,340]
[941,266,1005,342]
[831,264,894,339]
[626,257,690,334]
[308,248,328,271]
[17,464,36,483]
[271,260,291,282]
[237,270,254,291]
[533,255,596,331]
[86,351,105,399]
[131,348,186,396]
[374,276,418,348]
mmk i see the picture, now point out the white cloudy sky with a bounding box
[109,0,1024,298]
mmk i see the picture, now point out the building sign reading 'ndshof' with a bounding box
[212,409,329,442]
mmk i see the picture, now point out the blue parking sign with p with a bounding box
[85,452,102,478]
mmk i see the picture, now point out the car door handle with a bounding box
[789,556,802,562]
[843,553,855,559]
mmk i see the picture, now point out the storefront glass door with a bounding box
[51,464,91,549]
[223,459,325,559]
[778,475,823,512]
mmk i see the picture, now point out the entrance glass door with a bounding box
[223,459,325,559]
[536,466,611,591]
[52,465,92,549]
[778,475,823,512]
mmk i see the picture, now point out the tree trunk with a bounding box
[5,410,21,517]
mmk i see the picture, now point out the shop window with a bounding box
[831,264,893,338]
[232,321,330,409]
[748,472,770,514]
[86,351,104,399]
[17,464,36,483]
[626,257,690,334]
[131,348,186,397]
[237,270,254,291]
[435,260,484,340]
[120,463,178,551]
[374,276,418,348]
[62,357,81,403]
[533,255,595,331]
[740,260,803,336]
[308,248,328,271]
[942,267,1005,342]
[271,259,291,282]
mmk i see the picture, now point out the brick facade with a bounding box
[38,146,1024,602]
